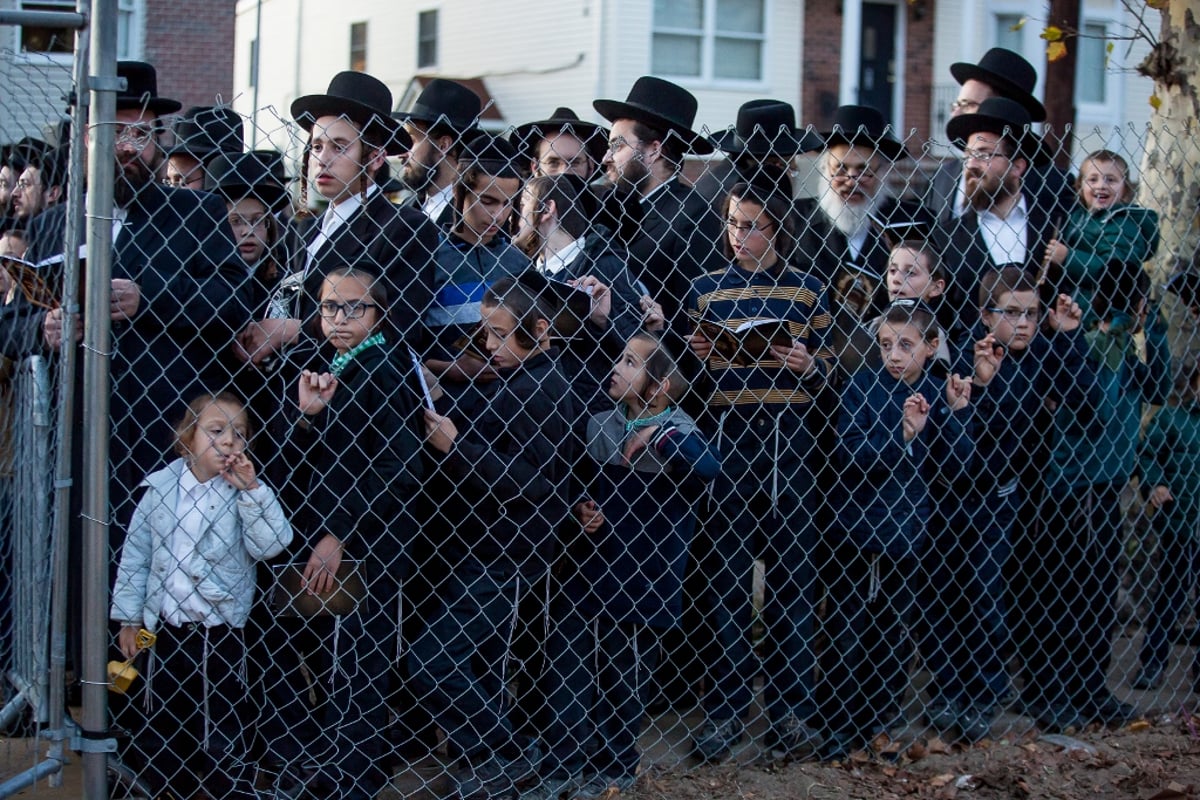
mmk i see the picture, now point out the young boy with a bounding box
[1024,263,1170,730]
[921,267,1100,742]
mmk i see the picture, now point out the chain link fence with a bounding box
[1,52,1199,800]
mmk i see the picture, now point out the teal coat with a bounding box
[1140,402,1200,541]
[1061,202,1159,323]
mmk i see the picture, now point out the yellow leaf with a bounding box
[1146,0,1169,9]
[1041,25,1064,42]
[1010,17,1027,31]
[1047,41,1068,62]
[1106,41,1115,53]
[1149,93,1162,110]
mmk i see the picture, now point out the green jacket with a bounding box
[1140,402,1200,539]
[1062,202,1159,324]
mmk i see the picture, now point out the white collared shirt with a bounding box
[422,184,454,224]
[639,176,676,208]
[307,182,379,263]
[846,226,870,263]
[539,236,585,276]
[160,468,237,627]
[978,194,1029,266]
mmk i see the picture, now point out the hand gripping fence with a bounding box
[1,59,1200,800]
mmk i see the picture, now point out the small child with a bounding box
[1045,149,1160,325]
[110,391,292,799]
[414,274,577,799]
[526,332,720,799]
[824,302,974,758]
[1134,355,1200,692]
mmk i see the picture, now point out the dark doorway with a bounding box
[859,2,897,124]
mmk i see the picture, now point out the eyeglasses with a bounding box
[606,137,642,154]
[950,99,981,113]
[962,148,1009,164]
[829,162,876,180]
[726,219,774,235]
[114,123,156,148]
[228,213,269,229]
[13,180,41,191]
[318,300,378,320]
[986,306,1040,322]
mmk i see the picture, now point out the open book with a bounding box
[698,318,796,366]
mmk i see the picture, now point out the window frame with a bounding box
[14,0,142,62]
[650,0,769,89]
[349,20,368,73]
[417,9,439,71]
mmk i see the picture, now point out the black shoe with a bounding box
[691,717,743,762]
[764,714,822,761]
[817,730,861,763]
[923,698,961,737]
[1036,702,1085,734]
[1131,665,1165,691]
[957,706,993,745]
[453,756,517,800]
[1086,693,1138,726]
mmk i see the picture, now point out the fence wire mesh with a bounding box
[1,63,1199,800]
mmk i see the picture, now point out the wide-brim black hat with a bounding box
[6,137,51,170]
[708,99,821,157]
[116,61,182,115]
[946,97,1049,166]
[510,107,608,168]
[291,71,410,156]
[594,76,714,155]
[401,78,482,136]
[950,47,1047,122]
[818,105,909,161]
[205,152,290,210]
[461,133,523,180]
[165,106,245,161]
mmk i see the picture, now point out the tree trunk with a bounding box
[1135,0,1200,355]
[1044,0,1081,170]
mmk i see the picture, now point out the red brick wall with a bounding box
[143,0,236,110]
[801,0,935,142]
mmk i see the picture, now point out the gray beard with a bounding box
[818,189,885,239]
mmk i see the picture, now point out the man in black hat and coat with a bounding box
[510,107,608,180]
[793,104,932,373]
[400,78,482,228]
[593,75,725,335]
[697,98,818,206]
[163,105,245,190]
[932,97,1058,328]
[922,48,1073,223]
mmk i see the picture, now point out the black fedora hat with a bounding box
[291,71,410,156]
[460,133,523,180]
[818,105,908,161]
[205,151,290,210]
[594,76,714,155]
[401,78,481,136]
[249,148,291,184]
[510,107,608,168]
[708,100,821,158]
[6,137,51,170]
[165,106,245,161]
[946,97,1049,166]
[950,48,1046,122]
[116,61,182,116]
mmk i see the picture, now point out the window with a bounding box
[992,12,1024,55]
[248,38,258,89]
[652,0,765,83]
[417,10,438,69]
[349,21,368,73]
[20,0,141,58]
[1076,20,1108,105]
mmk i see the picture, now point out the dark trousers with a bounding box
[261,601,396,800]
[1015,480,1124,711]
[119,623,255,799]
[921,487,1017,711]
[409,557,543,764]
[1139,514,1200,674]
[541,611,659,781]
[819,545,916,738]
[694,413,818,726]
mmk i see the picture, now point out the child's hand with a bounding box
[902,393,930,442]
[640,295,665,332]
[946,373,972,411]
[1148,485,1174,509]
[423,409,458,453]
[622,425,658,466]
[297,370,338,415]
[1046,293,1082,333]
[972,333,1004,386]
[118,625,141,661]
[770,340,816,375]
[303,534,344,596]
[574,500,605,534]
[221,452,260,491]
[1046,238,1068,266]
[572,275,612,328]
[43,307,83,349]
[235,319,300,365]
[688,330,713,361]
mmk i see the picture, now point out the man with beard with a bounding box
[400,78,481,228]
[793,105,931,373]
[510,107,608,181]
[593,76,724,334]
[11,146,65,225]
[934,97,1057,329]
